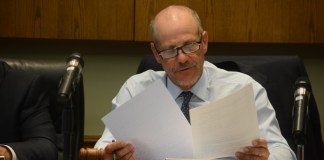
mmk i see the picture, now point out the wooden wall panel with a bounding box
[251,0,313,43]
[315,0,324,42]
[135,0,324,43]
[96,0,134,40]
[197,1,252,42]
[0,0,134,40]
[1,0,323,42]
[41,0,59,38]
[134,0,190,41]
[0,0,16,37]
[0,0,47,38]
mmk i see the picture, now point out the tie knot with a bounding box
[180,91,193,100]
[180,91,193,102]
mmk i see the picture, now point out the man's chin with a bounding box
[175,78,198,89]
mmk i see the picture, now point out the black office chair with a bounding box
[2,58,85,160]
[137,54,324,160]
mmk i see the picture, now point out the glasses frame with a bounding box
[155,36,202,59]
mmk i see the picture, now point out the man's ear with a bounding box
[201,31,208,55]
[150,42,162,64]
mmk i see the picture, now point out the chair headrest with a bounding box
[3,58,65,73]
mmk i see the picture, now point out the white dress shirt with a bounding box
[95,61,296,159]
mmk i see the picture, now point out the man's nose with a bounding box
[176,49,188,62]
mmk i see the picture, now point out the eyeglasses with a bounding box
[156,40,202,59]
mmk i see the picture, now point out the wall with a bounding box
[1,0,324,43]
[135,0,324,42]
[0,0,134,40]
[303,58,324,140]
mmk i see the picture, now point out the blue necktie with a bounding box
[180,91,193,123]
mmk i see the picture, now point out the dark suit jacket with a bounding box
[0,61,57,160]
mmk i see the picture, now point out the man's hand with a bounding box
[235,139,270,160]
[0,146,12,160]
[103,140,135,160]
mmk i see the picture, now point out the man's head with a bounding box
[150,5,208,90]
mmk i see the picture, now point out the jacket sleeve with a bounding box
[6,74,58,160]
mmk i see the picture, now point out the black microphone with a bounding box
[58,53,84,102]
[292,77,311,145]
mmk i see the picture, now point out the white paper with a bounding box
[102,80,193,160]
[190,83,260,159]
[102,82,260,160]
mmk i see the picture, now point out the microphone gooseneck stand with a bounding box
[294,134,305,160]
[58,86,77,160]
[297,145,304,160]
[292,77,310,160]
[58,53,84,160]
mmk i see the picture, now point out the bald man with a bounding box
[95,5,296,160]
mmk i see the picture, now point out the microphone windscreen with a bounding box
[294,77,311,91]
[67,52,84,67]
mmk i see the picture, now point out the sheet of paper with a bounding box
[190,83,260,159]
[102,80,193,160]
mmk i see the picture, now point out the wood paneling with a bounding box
[1,0,324,42]
[135,0,324,43]
[0,0,134,40]
[315,0,324,42]
[134,0,190,42]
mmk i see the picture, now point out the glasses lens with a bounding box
[160,49,177,59]
[159,42,201,59]
[182,43,200,54]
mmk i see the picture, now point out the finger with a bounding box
[237,146,269,159]
[104,140,127,154]
[235,151,262,160]
[116,143,135,160]
[128,156,136,160]
[118,152,135,160]
[252,138,268,148]
[248,146,269,157]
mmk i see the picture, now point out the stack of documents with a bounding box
[102,80,259,160]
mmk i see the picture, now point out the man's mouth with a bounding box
[179,67,191,71]
[172,62,196,73]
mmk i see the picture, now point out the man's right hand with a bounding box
[103,140,135,160]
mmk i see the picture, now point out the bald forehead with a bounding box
[153,6,199,42]
[154,6,194,25]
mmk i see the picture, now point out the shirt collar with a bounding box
[191,68,209,101]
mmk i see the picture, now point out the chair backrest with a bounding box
[137,54,324,160]
[2,58,84,160]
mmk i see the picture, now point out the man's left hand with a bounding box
[235,139,269,160]
[0,146,12,160]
